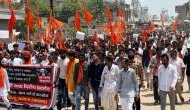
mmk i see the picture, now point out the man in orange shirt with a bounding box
[0,60,12,110]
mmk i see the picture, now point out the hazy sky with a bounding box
[140,0,189,16]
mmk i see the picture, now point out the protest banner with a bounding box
[0,30,9,38]
[76,31,85,40]
[88,29,98,36]
[0,66,56,109]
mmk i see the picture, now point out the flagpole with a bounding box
[27,26,30,41]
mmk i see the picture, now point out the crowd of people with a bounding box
[0,30,190,110]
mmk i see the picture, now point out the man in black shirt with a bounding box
[183,44,190,91]
[88,52,105,110]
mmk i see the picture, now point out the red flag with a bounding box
[142,26,148,43]
[56,30,67,50]
[160,14,164,27]
[75,7,81,31]
[25,0,34,30]
[172,20,179,31]
[149,22,155,33]
[83,1,93,25]
[117,8,124,17]
[93,31,99,42]
[105,6,112,21]
[36,7,42,29]
[8,6,16,37]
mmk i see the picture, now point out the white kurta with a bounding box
[0,69,10,97]
[100,64,120,110]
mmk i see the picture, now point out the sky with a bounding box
[140,0,189,16]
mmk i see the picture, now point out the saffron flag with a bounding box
[149,22,155,33]
[25,0,34,30]
[56,30,67,50]
[50,17,64,29]
[36,7,42,29]
[8,6,16,37]
[142,26,148,43]
[75,7,81,31]
[172,20,179,31]
[117,8,124,17]
[105,6,112,21]
[83,1,93,25]
[93,31,99,42]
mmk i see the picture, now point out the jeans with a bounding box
[153,76,160,102]
[92,87,100,110]
[160,90,175,110]
[75,84,90,110]
[57,78,71,110]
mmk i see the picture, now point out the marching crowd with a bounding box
[1,30,190,110]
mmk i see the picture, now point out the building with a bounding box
[175,1,190,21]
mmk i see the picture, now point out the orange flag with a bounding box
[75,7,81,31]
[149,22,155,33]
[25,0,34,30]
[105,6,112,21]
[56,30,67,50]
[36,6,42,29]
[83,1,93,25]
[172,20,179,31]
[93,31,99,42]
[160,14,164,27]
[8,6,16,37]
[121,20,126,31]
[49,14,64,29]
[142,26,148,43]
[117,8,124,17]
[110,23,120,45]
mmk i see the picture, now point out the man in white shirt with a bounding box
[169,49,185,103]
[56,50,70,110]
[158,54,178,110]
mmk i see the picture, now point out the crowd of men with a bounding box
[0,30,190,110]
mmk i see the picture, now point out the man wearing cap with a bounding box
[183,44,190,91]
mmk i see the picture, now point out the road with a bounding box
[1,77,190,110]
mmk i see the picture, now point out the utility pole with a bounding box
[50,0,53,15]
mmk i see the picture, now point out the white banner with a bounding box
[88,29,98,36]
[76,31,85,40]
[0,30,9,38]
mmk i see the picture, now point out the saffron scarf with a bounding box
[0,67,4,88]
[66,59,75,79]
[151,56,160,75]
[77,61,85,84]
